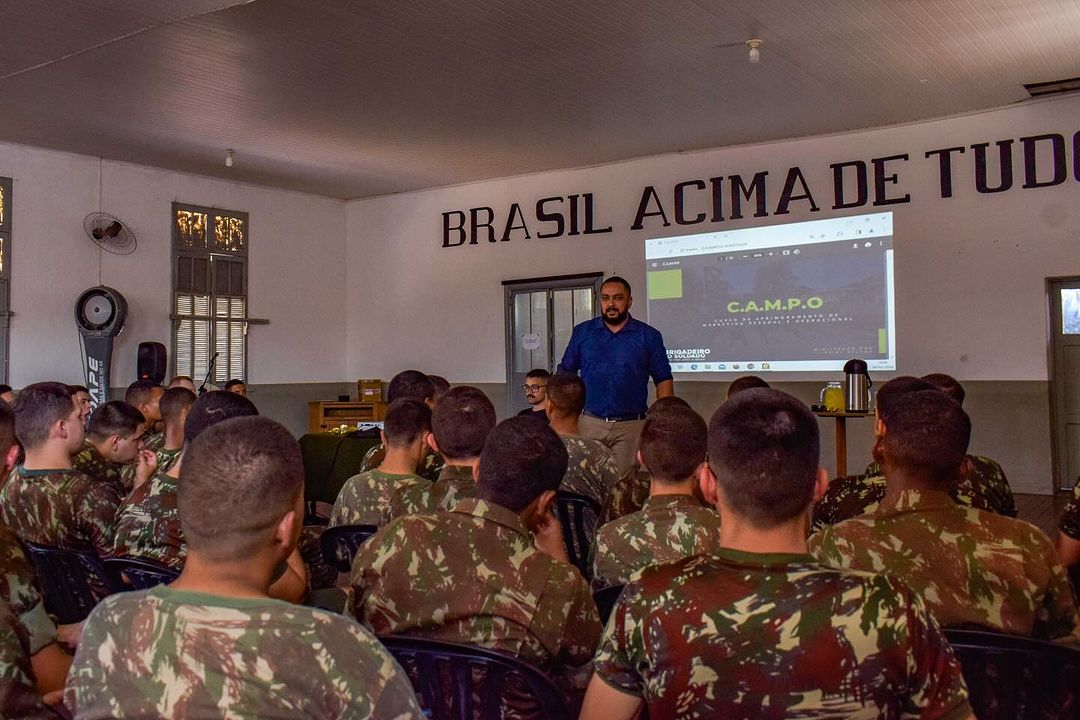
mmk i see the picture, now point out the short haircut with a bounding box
[707,388,820,528]
[602,276,632,296]
[427,375,451,400]
[647,396,691,415]
[922,373,965,407]
[0,401,15,457]
[11,382,77,449]
[160,387,197,426]
[68,385,89,395]
[224,379,246,390]
[0,384,12,395]
[546,374,585,416]
[727,375,770,398]
[476,417,569,513]
[875,376,938,426]
[87,402,145,441]
[432,386,495,460]
[383,398,432,448]
[640,405,707,482]
[183,391,258,445]
[169,376,194,386]
[125,380,163,408]
[882,390,971,487]
[524,369,551,381]
[179,417,303,562]
[387,370,434,404]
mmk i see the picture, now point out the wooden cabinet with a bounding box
[308,401,388,433]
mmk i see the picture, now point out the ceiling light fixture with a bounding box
[746,38,762,64]
[225,149,235,168]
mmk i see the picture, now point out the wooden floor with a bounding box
[1014,492,1071,537]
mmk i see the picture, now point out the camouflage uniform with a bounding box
[140,431,165,453]
[0,524,56,655]
[329,469,429,527]
[360,443,443,482]
[601,465,651,524]
[73,440,131,497]
[0,598,52,720]
[389,464,476,519]
[810,489,1080,640]
[112,471,184,570]
[812,454,1017,532]
[155,447,182,475]
[589,494,721,590]
[350,497,602,672]
[64,585,424,719]
[0,466,119,559]
[1057,481,1080,541]
[595,548,973,719]
[559,435,619,507]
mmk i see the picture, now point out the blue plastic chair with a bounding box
[380,636,573,720]
[943,628,1080,719]
[23,542,119,624]
[554,492,601,580]
[319,523,379,573]
[104,557,180,590]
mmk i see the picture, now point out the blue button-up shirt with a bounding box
[557,315,673,418]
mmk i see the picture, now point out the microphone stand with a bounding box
[198,353,220,395]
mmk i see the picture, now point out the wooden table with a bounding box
[814,410,872,476]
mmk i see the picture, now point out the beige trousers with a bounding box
[578,414,646,479]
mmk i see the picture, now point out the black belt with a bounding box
[583,410,647,423]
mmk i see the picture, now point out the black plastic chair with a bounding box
[943,628,1080,719]
[554,492,601,580]
[319,523,379,573]
[104,557,180,590]
[381,636,573,720]
[593,584,625,626]
[23,542,119,624]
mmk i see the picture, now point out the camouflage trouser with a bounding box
[298,526,337,591]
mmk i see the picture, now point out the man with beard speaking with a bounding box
[557,276,674,476]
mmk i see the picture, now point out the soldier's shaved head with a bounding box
[86,402,145,442]
[874,376,937,426]
[921,373,965,406]
[179,417,303,561]
[726,375,770,399]
[383,398,431,448]
[11,381,79,449]
[546,374,586,417]
[881,390,970,488]
[431,386,495,460]
[639,405,706,483]
[477,417,568,513]
[647,396,690,415]
[707,388,819,529]
[387,370,434,404]
[183,391,258,446]
[160,387,197,427]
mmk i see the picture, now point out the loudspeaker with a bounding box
[137,342,167,384]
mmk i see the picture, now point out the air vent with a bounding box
[1024,76,1080,98]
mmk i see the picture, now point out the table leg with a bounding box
[834,416,847,477]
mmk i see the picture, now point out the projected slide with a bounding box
[645,212,896,373]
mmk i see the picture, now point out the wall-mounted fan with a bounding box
[83,212,137,255]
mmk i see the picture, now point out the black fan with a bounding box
[83,212,137,255]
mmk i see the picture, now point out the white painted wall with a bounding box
[345,94,1080,385]
[0,143,347,387]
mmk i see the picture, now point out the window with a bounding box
[0,176,12,383]
[171,202,248,385]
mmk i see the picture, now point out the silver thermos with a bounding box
[843,358,872,413]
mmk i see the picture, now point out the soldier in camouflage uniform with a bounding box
[66,416,423,718]
[388,386,495,518]
[1057,483,1080,568]
[112,469,184,570]
[543,375,619,508]
[153,386,196,475]
[330,398,432,527]
[581,388,974,720]
[0,382,119,559]
[589,404,720,590]
[359,369,444,481]
[811,390,1080,641]
[73,401,151,497]
[0,598,53,720]
[352,417,602,683]
[125,380,165,453]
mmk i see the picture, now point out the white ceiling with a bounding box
[1,0,1078,199]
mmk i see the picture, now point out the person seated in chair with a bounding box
[68,385,92,425]
[358,370,443,481]
[517,368,551,423]
[351,417,601,687]
[582,388,974,720]
[73,401,155,498]
[155,387,196,474]
[0,597,54,719]
[388,386,494,518]
[0,382,118,560]
[545,374,619,508]
[812,389,1080,641]
[330,398,432,527]
[167,376,196,393]
[65,416,423,718]
[726,374,769,398]
[125,381,165,452]
[589,403,720,590]
[223,379,247,397]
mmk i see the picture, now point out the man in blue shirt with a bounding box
[557,276,674,476]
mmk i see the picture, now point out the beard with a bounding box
[603,308,629,325]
